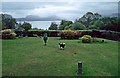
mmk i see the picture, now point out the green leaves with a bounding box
[93,20,104,29]
[71,22,85,30]
[49,22,58,30]
[59,20,73,30]
[21,22,32,31]
[1,14,17,29]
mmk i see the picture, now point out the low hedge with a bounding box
[15,30,60,37]
[14,30,120,41]
[93,30,120,41]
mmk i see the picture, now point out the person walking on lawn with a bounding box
[43,33,48,46]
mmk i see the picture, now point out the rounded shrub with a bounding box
[81,35,92,43]
[1,29,17,39]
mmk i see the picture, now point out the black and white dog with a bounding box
[59,43,66,50]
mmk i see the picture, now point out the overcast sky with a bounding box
[2,0,120,2]
[1,0,119,20]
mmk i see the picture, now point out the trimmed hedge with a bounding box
[92,30,120,41]
[15,30,60,37]
[14,30,120,41]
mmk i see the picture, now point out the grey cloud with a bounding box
[1,2,118,20]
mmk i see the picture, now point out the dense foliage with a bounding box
[1,14,17,30]
[59,30,81,39]
[65,21,85,30]
[21,22,32,31]
[59,20,73,30]
[48,12,119,32]
[49,22,58,30]
[1,13,119,41]
[0,29,16,39]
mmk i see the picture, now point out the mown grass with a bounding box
[2,37,118,76]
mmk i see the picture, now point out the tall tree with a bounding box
[71,22,85,30]
[21,22,32,31]
[59,25,65,30]
[59,20,73,30]
[1,14,17,29]
[85,12,94,28]
[93,20,104,29]
[49,22,58,30]
[21,22,32,36]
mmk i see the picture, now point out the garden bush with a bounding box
[59,30,81,39]
[81,35,92,43]
[1,29,17,39]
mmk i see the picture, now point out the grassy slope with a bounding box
[2,37,118,76]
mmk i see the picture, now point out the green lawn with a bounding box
[2,37,118,76]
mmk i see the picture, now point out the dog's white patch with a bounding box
[60,47,64,50]
[60,47,63,49]
[63,43,65,45]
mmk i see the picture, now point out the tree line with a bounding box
[48,12,120,32]
[1,12,120,32]
[1,14,32,32]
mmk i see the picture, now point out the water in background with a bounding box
[18,21,61,30]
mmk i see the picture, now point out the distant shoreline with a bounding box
[16,19,62,21]
[17,21,61,30]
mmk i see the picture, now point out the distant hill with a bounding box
[16,15,61,21]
